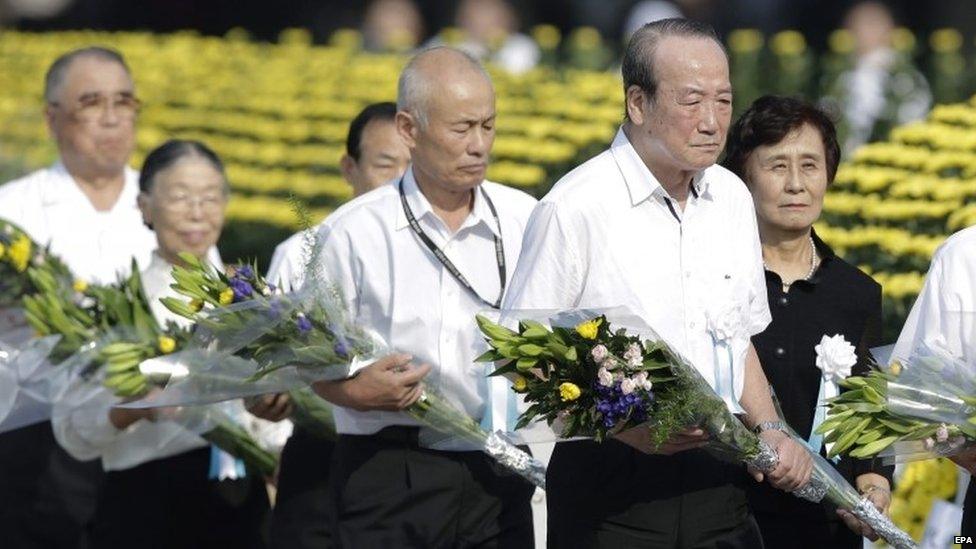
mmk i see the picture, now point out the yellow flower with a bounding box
[219,287,234,305]
[190,298,204,312]
[559,382,581,402]
[8,234,31,272]
[889,361,903,376]
[575,318,602,340]
[512,375,528,392]
[157,335,177,354]
[72,279,88,293]
[0,241,5,260]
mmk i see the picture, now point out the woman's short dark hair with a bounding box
[139,139,227,194]
[723,95,841,184]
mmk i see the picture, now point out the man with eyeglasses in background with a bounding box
[0,46,157,548]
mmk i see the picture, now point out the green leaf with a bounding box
[518,344,545,357]
[849,435,899,458]
[516,357,538,371]
[474,349,500,363]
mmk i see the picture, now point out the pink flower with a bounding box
[936,424,949,443]
[633,371,652,391]
[620,377,636,395]
[623,343,642,366]
[590,344,609,364]
[597,367,614,387]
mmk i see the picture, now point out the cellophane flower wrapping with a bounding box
[122,255,546,488]
[0,335,66,433]
[476,307,917,548]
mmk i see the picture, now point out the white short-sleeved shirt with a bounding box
[503,128,771,405]
[892,225,976,364]
[0,162,157,285]
[266,228,317,292]
[314,166,538,435]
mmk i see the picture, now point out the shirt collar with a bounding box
[609,127,711,206]
[763,227,837,287]
[44,161,140,212]
[393,165,500,238]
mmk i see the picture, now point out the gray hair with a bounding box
[396,46,490,127]
[621,18,727,117]
[44,46,131,103]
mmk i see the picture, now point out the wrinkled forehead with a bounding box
[427,72,495,119]
[58,56,134,100]
[653,36,730,91]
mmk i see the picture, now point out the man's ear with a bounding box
[340,154,356,182]
[626,85,649,125]
[44,105,57,136]
[395,110,418,149]
[137,192,154,230]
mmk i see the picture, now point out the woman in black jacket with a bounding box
[724,95,894,549]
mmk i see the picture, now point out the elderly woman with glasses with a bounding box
[722,96,894,548]
[53,140,284,548]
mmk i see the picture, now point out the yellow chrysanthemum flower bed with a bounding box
[0,28,974,322]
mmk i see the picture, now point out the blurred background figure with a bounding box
[821,0,931,154]
[441,0,540,74]
[362,0,424,52]
[622,1,683,40]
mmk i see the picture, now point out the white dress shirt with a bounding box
[503,128,771,407]
[314,167,537,435]
[892,225,976,364]
[266,228,317,292]
[0,162,156,285]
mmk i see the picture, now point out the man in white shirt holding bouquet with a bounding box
[504,18,813,548]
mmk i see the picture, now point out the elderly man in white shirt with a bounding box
[503,19,813,548]
[891,225,976,539]
[265,101,409,549]
[266,101,410,292]
[0,46,157,549]
[310,47,538,548]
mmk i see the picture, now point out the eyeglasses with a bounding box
[158,192,227,214]
[50,92,141,122]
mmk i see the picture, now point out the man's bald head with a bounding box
[396,46,492,128]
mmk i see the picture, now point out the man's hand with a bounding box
[951,446,976,475]
[613,425,709,455]
[837,474,890,541]
[750,430,813,491]
[313,353,431,412]
[245,393,294,422]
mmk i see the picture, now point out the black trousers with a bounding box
[962,477,976,539]
[270,426,336,549]
[0,421,103,549]
[327,426,535,549]
[547,440,763,549]
[748,466,861,549]
[89,447,270,549]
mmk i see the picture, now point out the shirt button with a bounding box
[775,347,786,357]
[778,296,789,306]
[689,322,696,329]
[684,271,691,279]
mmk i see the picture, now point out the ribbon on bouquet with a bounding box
[710,337,745,415]
[807,375,840,462]
[810,334,857,461]
[482,363,520,434]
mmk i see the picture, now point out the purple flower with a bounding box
[235,265,254,279]
[296,313,312,334]
[333,339,349,358]
[229,278,254,302]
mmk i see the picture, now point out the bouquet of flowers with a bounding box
[21,260,277,476]
[0,218,73,343]
[128,252,546,488]
[817,342,976,462]
[476,310,916,549]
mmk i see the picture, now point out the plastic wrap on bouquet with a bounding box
[413,388,547,489]
[53,357,277,476]
[0,335,65,432]
[476,306,918,548]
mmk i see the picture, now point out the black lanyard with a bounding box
[398,178,506,309]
